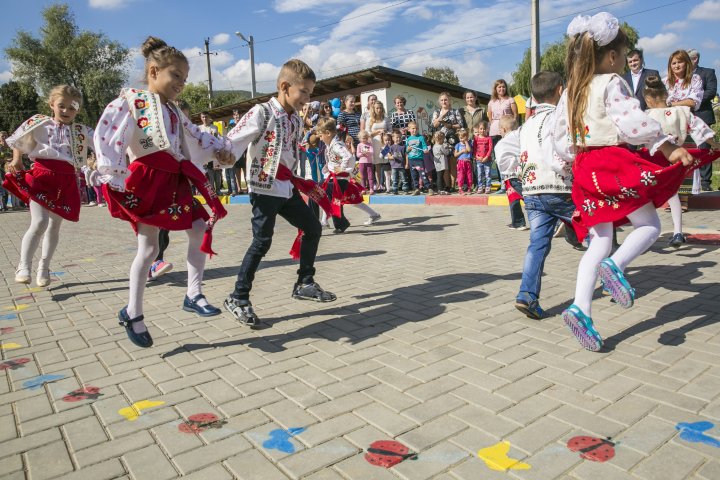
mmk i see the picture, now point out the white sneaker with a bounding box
[98,203,107,208]
[87,201,97,206]
[15,268,30,284]
[37,260,50,287]
[363,215,381,226]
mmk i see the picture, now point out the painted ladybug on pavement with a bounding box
[567,436,616,462]
[365,440,417,468]
[62,386,103,402]
[178,413,227,433]
[0,358,30,371]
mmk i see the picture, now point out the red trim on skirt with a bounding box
[2,159,80,221]
[103,151,227,255]
[571,146,719,242]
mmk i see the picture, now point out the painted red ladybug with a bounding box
[567,436,615,462]
[0,358,30,371]
[178,413,227,434]
[365,440,417,468]
[1,327,16,334]
[62,386,103,402]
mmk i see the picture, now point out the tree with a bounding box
[5,3,130,124]
[510,22,639,97]
[177,83,251,116]
[422,67,460,86]
[0,81,41,132]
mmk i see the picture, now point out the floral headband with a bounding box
[567,12,619,47]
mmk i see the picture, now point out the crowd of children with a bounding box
[2,14,718,355]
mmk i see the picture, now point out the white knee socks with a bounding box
[18,201,63,274]
[127,224,160,319]
[667,194,682,235]
[186,219,208,306]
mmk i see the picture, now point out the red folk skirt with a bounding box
[103,151,227,254]
[2,159,81,221]
[571,146,719,241]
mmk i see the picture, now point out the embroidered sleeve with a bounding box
[551,92,578,173]
[495,129,520,176]
[329,140,354,174]
[606,76,670,155]
[687,74,704,111]
[179,109,232,171]
[226,105,263,159]
[5,116,41,154]
[94,97,133,191]
[687,110,716,145]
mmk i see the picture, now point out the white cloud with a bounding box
[701,40,720,50]
[637,33,681,57]
[212,33,231,46]
[689,0,720,20]
[397,52,493,92]
[662,20,689,30]
[273,0,360,13]
[88,0,130,9]
[0,70,12,83]
[405,5,433,20]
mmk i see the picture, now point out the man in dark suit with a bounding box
[622,49,659,111]
[688,49,718,191]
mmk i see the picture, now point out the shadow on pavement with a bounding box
[161,271,521,358]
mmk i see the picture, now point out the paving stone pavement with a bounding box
[0,203,719,480]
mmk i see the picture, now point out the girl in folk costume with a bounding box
[552,13,712,352]
[643,75,719,248]
[314,117,364,234]
[94,37,235,348]
[3,85,94,287]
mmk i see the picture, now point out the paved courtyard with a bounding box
[0,203,719,480]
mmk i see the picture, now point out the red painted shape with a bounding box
[567,436,615,462]
[1,327,15,334]
[685,234,720,245]
[365,440,417,468]
[178,413,227,433]
[425,195,489,206]
[0,358,30,370]
[62,386,103,402]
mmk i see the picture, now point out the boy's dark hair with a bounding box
[626,48,644,60]
[531,71,563,103]
[277,59,316,88]
[176,99,190,112]
[200,111,210,116]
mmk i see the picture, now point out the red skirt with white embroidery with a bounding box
[2,159,81,221]
[104,151,225,233]
[571,146,718,242]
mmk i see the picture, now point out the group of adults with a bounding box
[622,47,717,191]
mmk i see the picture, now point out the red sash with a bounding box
[504,179,523,203]
[275,164,334,259]
[321,171,364,217]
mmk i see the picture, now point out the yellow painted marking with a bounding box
[3,305,28,312]
[118,400,166,421]
[0,343,23,350]
[478,441,531,471]
[26,287,44,293]
[81,258,96,262]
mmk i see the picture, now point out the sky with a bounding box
[0,0,719,96]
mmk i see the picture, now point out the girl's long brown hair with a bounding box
[666,50,693,89]
[565,28,628,148]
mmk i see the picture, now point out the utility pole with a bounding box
[202,38,214,108]
[530,0,540,77]
[236,32,257,98]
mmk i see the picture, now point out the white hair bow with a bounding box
[567,12,619,47]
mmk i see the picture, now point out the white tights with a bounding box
[573,203,660,317]
[667,194,682,235]
[127,219,208,333]
[18,201,63,274]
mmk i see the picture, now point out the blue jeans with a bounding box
[225,166,238,194]
[517,193,576,303]
[408,161,428,189]
[476,162,491,188]
[391,167,409,192]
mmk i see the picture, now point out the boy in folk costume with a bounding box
[94,37,235,348]
[225,59,337,328]
[4,85,94,287]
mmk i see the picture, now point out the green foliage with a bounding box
[422,67,460,86]
[0,81,41,132]
[4,3,130,124]
[177,83,251,115]
[510,22,639,97]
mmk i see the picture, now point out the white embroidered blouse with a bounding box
[94,96,231,191]
[7,118,93,166]
[663,74,703,111]
[553,74,670,165]
[323,136,355,176]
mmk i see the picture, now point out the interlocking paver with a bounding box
[2,205,719,479]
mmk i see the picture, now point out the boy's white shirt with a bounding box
[323,135,355,176]
[495,129,521,176]
[226,97,300,199]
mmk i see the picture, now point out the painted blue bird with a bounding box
[676,421,720,448]
[262,427,306,453]
[23,374,65,390]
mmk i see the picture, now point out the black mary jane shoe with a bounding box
[183,294,221,317]
[118,307,153,348]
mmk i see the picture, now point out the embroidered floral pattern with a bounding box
[582,199,597,216]
[167,203,182,220]
[124,193,139,209]
[639,171,657,186]
[134,99,146,109]
[619,186,639,199]
[137,117,150,130]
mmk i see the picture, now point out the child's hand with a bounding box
[666,146,694,166]
[6,157,22,174]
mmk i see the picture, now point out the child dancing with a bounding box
[553,13,712,352]
[3,85,94,287]
[94,37,235,348]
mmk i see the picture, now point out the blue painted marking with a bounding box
[23,374,65,390]
[368,195,426,205]
[50,271,65,276]
[228,195,251,205]
[262,427,306,453]
[676,421,720,448]
[0,314,18,321]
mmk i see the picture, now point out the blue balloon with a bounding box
[329,98,341,118]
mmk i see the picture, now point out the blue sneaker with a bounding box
[597,258,635,308]
[515,299,545,319]
[562,304,603,352]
